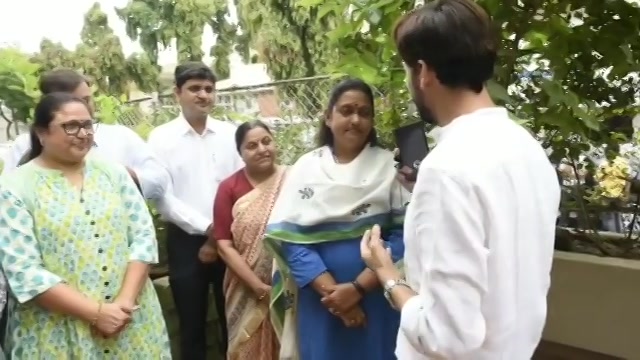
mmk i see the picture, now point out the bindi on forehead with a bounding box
[337,91,370,106]
[337,100,371,112]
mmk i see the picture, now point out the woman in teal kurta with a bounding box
[0,93,170,359]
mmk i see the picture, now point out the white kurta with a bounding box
[396,108,561,359]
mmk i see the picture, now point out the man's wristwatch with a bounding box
[383,278,410,310]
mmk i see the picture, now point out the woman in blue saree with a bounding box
[265,78,409,359]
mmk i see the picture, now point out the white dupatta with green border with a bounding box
[264,145,408,359]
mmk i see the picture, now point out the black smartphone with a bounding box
[393,122,430,181]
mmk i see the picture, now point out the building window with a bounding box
[217,94,232,110]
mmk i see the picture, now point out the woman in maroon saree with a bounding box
[207,120,284,360]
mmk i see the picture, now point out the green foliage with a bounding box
[272,122,317,164]
[76,3,130,95]
[94,93,129,124]
[0,48,40,134]
[31,2,159,96]
[295,0,416,145]
[117,0,231,67]
[30,39,78,72]
[116,0,172,65]
[235,0,335,81]
[125,53,161,94]
[308,0,640,161]
[208,0,236,79]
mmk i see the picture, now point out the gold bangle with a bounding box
[91,302,102,326]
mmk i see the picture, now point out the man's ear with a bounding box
[416,60,431,91]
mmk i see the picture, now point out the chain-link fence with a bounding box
[119,75,346,164]
[115,75,404,164]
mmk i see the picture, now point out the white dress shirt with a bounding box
[1,124,169,199]
[148,116,243,235]
[397,108,560,359]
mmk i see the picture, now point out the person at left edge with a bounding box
[148,62,243,360]
[1,68,170,200]
[0,68,170,347]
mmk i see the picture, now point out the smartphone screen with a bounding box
[393,122,430,176]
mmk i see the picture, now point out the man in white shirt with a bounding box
[148,62,242,360]
[360,1,561,359]
[1,69,169,200]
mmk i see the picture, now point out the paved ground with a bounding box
[534,341,622,360]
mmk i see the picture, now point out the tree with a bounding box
[0,48,40,138]
[116,0,170,66]
[294,0,416,145]
[235,0,336,80]
[74,3,129,95]
[116,0,230,67]
[126,52,161,94]
[208,0,236,79]
[31,3,160,96]
[309,0,640,257]
[31,39,78,73]
[304,0,640,154]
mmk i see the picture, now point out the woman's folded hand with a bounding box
[320,282,362,314]
[93,302,133,338]
[339,306,366,328]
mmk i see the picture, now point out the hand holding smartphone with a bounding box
[393,122,430,183]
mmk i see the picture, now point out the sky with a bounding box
[0,0,218,66]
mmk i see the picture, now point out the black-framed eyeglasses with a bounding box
[60,120,95,137]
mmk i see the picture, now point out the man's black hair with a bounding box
[39,69,89,95]
[174,62,217,89]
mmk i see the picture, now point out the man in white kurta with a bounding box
[365,108,560,359]
[360,1,561,359]
[409,108,559,359]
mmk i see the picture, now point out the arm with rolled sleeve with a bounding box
[0,189,63,303]
[281,243,328,288]
[400,168,488,358]
[147,130,211,235]
[121,126,170,200]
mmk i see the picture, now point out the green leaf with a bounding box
[486,79,510,104]
[318,4,336,19]
[296,0,325,9]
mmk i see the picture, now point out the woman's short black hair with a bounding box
[235,120,273,153]
[174,62,217,89]
[317,78,379,147]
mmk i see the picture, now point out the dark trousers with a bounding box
[167,224,228,360]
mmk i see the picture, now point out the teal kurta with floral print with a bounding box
[0,158,170,359]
